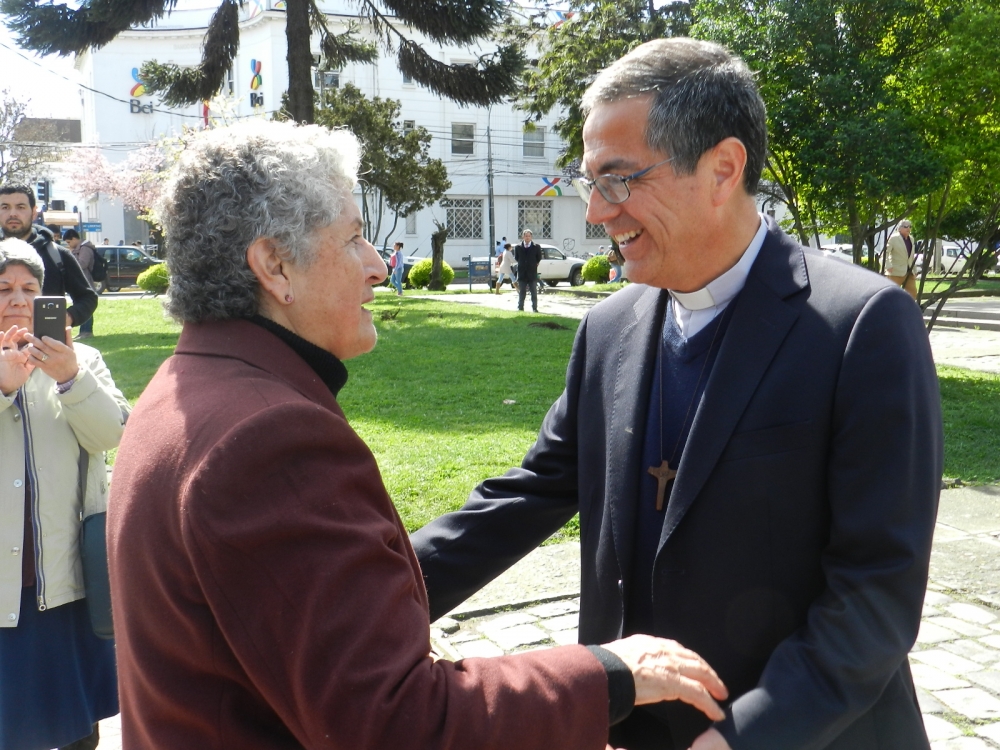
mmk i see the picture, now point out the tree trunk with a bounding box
[285,0,314,124]
[429,222,448,291]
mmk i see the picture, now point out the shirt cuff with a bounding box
[586,645,635,726]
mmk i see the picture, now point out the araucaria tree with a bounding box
[1,0,524,124]
[314,84,450,247]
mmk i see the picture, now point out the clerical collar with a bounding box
[668,214,767,338]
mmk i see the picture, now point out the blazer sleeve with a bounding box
[182,400,608,750]
[411,317,591,621]
[716,286,942,750]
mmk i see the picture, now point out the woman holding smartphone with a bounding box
[0,238,129,750]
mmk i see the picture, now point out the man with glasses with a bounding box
[414,38,940,750]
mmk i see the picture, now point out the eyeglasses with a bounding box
[572,157,676,205]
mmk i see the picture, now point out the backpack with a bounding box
[90,246,108,282]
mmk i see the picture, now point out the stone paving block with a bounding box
[975,722,1000,745]
[911,663,971,691]
[447,630,483,644]
[942,639,1000,665]
[966,670,1000,694]
[947,603,999,625]
[927,617,994,638]
[435,616,460,634]
[931,737,993,750]
[980,635,1000,651]
[540,613,579,632]
[933,687,1000,720]
[525,600,579,618]
[918,689,947,714]
[551,629,579,646]
[925,604,944,618]
[478,613,538,634]
[912,649,983,675]
[923,714,963,741]
[920,620,961,644]
[926,591,956,607]
[489,624,551,650]
[456,639,506,659]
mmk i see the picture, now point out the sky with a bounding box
[0,25,82,119]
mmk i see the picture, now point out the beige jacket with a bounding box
[885,232,914,277]
[0,344,129,625]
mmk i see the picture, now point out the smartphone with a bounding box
[33,296,67,342]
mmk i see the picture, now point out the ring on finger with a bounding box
[39,352,48,362]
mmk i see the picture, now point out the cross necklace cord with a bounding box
[648,306,725,511]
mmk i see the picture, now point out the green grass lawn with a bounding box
[89,296,1000,536]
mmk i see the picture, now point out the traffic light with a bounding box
[36,180,49,205]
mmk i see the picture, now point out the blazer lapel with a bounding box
[606,286,668,581]
[660,225,809,548]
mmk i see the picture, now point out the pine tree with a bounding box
[0,0,524,124]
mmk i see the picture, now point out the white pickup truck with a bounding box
[481,244,586,287]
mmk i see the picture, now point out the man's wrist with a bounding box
[56,369,80,394]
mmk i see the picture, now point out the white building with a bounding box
[72,1,606,264]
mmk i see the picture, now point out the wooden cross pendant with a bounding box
[648,460,677,511]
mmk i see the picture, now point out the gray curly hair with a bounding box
[0,238,45,285]
[582,38,767,194]
[160,120,361,323]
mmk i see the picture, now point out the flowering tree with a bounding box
[67,144,167,217]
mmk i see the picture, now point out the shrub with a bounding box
[137,263,169,295]
[582,255,611,283]
[408,258,454,289]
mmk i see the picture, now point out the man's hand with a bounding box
[690,727,732,750]
[601,634,728,721]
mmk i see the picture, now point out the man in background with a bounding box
[63,228,98,339]
[515,229,542,313]
[0,185,98,330]
[885,219,917,299]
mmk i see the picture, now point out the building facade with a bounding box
[72,1,607,263]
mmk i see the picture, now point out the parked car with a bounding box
[478,244,585,287]
[820,244,854,263]
[93,245,163,292]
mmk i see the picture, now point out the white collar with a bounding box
[669,215,767,313]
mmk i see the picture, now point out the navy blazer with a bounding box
[412,220,942,750]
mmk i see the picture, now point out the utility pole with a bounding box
[486,116,496,260]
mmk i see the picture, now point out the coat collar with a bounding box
[174,318,343,411]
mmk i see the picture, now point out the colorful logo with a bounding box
[250,59,263,90]
[272,0,286,8]
[551,11,574,28]
[130,68,147,97]
[246,0,264,18]
[536,177,562,197]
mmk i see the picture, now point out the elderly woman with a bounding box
[0,239,127,750]
[108,121,727,749]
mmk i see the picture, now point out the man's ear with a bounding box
[708,137,749,207]
[246,237,292,307]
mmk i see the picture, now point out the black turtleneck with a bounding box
[249,315,349,398]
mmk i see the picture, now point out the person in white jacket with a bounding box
[0,238,130,750]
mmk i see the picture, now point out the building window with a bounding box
[225,67,235,95]
[523,127,545,158]
[518,199,552,239]
[451,123,474,155]
[441,198,483,239]
[314,70,340,91]
[403,70,413,84]
[403,119,415,135]
[585,221,607,240]
[405,213,417,235]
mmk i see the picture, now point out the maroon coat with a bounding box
[108,319,608,749]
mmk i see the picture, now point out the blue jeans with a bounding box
[79,316,94,335]
[391,267,404,294]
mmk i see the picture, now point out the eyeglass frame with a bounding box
[572,156,676,205]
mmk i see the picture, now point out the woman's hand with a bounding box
[601,634,728,721]
[22,327,78,386]
[0,325,34,395]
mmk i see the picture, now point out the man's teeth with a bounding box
[613,230,641,244]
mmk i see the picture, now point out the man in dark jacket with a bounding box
[514,229,543,313]
[0,185,98,331]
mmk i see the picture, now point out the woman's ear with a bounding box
[246,238,292,308]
